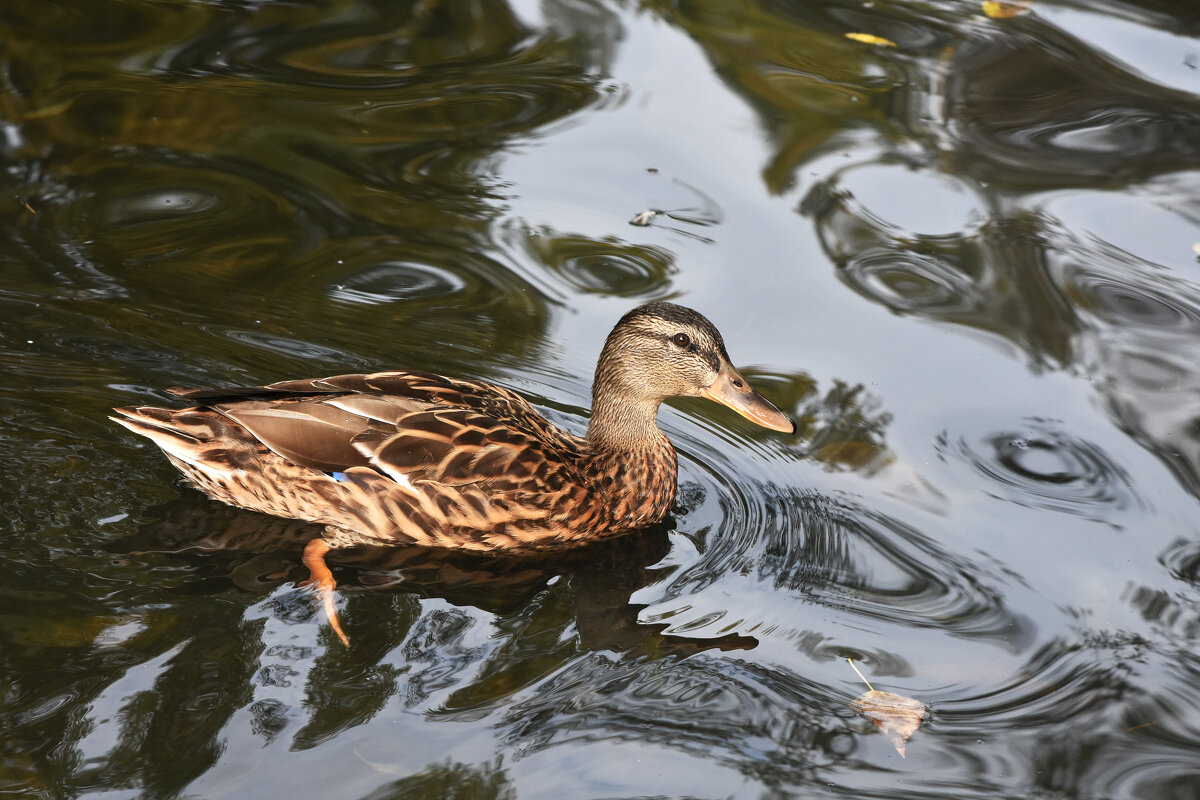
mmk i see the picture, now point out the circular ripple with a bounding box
[938,420,1142,520]
[640,432,1030,648]
[306,238,550,363]
[529,234,676,298]
[1109,345,1195,393]
[1066,268,1200,335]
[49,155,306,268]
[328,262,466,306]
[1161,539,1200,588]
[839,248,979,315]
[106,187,225,225]
[829,163,982,238]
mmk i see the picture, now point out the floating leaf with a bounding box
[850,689,927,757]
[983,0,1031,18]
[846,657,927,757]
[629,209,660,226]
[845,32,897,48]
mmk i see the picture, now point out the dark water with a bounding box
[4,0,1200,797]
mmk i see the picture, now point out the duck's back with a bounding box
[113,371,609,551]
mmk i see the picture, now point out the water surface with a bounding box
[3,1,1200,798]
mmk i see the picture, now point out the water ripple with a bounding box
[839,247,980,315]
[1068,269,1200,336]
[504,654,842,778]
[35,152,313,272]
[328,261,466,306]
[939,35,1200,187]
[1161,539,1200,591]
[525,230,677,299]
[648,453,1033,649]
[349,81,602,138]
[495,219,681,302]
[212,327,355,366]
[937,418,1142,522]
[829,163,983,238]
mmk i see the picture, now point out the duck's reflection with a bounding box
[108,492,757,658]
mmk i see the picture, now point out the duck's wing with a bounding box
[166,370,586,489]
[114,371,601,549]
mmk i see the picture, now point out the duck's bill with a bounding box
[699,362,795,434]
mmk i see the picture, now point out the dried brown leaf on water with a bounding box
[844,32,897,47]
[982,0,1031,18]
[846,657,927,757]
[850,690,927,757]
[630,209,660,226]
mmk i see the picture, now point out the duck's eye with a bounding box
[672,333,691,348]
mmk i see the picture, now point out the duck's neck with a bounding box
[584,392,679,529]
[586,393,668,454]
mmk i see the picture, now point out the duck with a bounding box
[111,301,794,644]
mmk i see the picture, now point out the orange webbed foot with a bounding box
[299,538,349,647]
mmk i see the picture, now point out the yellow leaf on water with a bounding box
[983,0,1031,18]
[851,689,927,757]
[844,32,897,48]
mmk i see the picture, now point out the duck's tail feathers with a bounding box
[111,406,235,469]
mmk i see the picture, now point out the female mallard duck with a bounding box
[112,302,793,643]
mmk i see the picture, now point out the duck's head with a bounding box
[590,301,795,440]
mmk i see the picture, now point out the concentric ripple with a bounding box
[493,219,681,301]
[811,163,983,241]
[937,28,1200,188]
[807,165,985,323]
[1161,538,1200,590]
[328,262,466,306]
[937,419,1142,521]
[44,154,309,269]
[529,233,677,298]
[500,654,844,780]
[839,247,981,316]
[643,441,1032,649]
[1058,261,1200,338]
